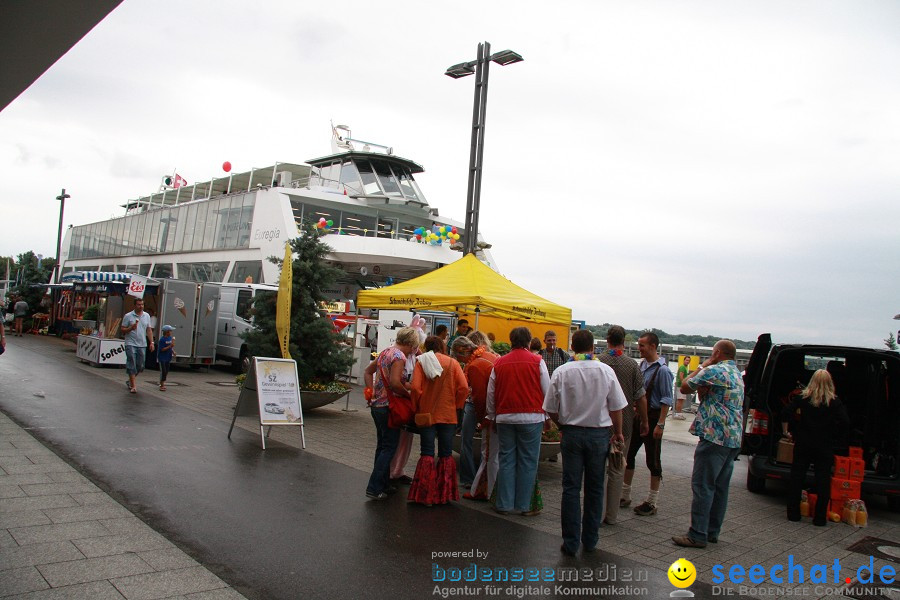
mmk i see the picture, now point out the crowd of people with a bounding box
[363,322,845,555]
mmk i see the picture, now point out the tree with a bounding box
[244,222,354,384]
[885,332,899,351]
[10,251,54,312]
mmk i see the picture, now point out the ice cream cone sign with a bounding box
[174,297,186,317]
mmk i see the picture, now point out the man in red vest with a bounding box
[486,327,550,515]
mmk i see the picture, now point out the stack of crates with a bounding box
[830,447,865,514]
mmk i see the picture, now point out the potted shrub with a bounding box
[243,221,354,408]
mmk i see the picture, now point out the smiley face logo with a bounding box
[668,558,697,588]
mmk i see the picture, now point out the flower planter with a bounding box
[300,389,350,410]
[452,433,561,461]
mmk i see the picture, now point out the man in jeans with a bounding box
[121,299,154,394]
[673,340,744,548]
[544,329,626,556]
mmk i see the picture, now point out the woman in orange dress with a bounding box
[408,336,468,506]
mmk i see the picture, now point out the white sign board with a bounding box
[127,274,149,299]
[255,357,304,425]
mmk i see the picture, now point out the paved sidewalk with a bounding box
[0,411,245,600]
[4,334,900,596]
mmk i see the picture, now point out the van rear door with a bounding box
[741,333,772,455]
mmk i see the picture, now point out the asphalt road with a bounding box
[1,340,716,599]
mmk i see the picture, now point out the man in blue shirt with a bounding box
[622,332,674,516]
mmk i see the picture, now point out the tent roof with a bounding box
[357,254,571,325]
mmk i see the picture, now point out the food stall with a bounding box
[63,272,160,367]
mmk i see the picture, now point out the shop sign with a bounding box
[127,274,148,299]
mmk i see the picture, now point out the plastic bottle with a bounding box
[855,502,868,527]
[800,490,809,517]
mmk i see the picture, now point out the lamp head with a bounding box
[445,62,475,79]
[490,50,524,66]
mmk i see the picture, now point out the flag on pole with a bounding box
[275,243,293,360]
[174,174,188,188]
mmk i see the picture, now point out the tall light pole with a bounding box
[54,188,70,284]
[446,42,523,256]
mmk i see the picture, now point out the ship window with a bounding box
[139,264,152,276]
[398,221,421,241]
[340,210,377,237]
[141,214,153,254]
[203,200,220,250]
[319,162,338,185]
[182,203,198,251]
[376,216,397,238]
[157,209,172,252]
[177,261,229,283]
[230,260,263,284]
[394,167,420,201]
[354,160,382,195]
[172,205,187,252]
[152,263,173,279]
[148,213,160,253]
[123,264,139,274]
[192,202,209,251]
[339,160,362,195]
[370,159,402,196]
[101,264,115,272]
[222,196,243,248]
[238,195,255,247]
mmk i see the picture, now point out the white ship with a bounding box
[59,125,494,304]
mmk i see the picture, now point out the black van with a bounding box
[741,334,900,511]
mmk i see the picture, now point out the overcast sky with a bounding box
[2,0,898,348]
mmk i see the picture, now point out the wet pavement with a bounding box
[3,334,900,599]
[1,337,710,599]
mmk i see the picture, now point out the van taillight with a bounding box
[745,408,770,435]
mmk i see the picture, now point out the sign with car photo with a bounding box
[255,358,304,425]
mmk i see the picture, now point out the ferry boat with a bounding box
[59,125,494,304]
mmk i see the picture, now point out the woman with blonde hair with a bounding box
[363,326,421,500]
[781,369,849,525]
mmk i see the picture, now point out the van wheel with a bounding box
[747,470,766,493]
[888,495,900,513]
[239,347,251,374]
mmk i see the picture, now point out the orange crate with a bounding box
[849,446,863,459]
[808,493,818,516]
[831,477,860,499]
[849,458,865,482]
[834,456,850,478]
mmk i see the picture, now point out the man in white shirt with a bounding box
[544,329,626,556]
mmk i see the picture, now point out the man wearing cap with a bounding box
[121,299,154,393]
[157,325,176,391]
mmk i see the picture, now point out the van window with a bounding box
[236,290,254,321]
[804,355,844,371]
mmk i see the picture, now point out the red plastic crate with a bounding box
[831,477,861,500]
[849,446,863,459]
[849,458,865,482]
[834,456,850,478]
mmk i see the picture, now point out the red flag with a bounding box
[174,174,188,188]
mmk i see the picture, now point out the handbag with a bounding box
[381,360,415,429]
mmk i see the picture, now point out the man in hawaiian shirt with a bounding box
[672,339,744,548]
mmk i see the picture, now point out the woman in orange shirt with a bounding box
[408,335,469,506]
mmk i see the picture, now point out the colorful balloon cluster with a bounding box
[411,225,460,245]
[316,217,334,231]
[410,314,427,345]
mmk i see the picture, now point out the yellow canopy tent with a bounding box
[356,254,572,343]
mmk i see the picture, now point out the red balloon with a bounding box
[222,161,232,172]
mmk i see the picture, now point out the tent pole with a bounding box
[474,307,480,330]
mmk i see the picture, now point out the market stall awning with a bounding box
[62,271,134,282]
[356,254,571,325]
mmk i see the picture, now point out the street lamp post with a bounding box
[446,42,523,256]
[54,188,70,284]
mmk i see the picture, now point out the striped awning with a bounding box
[67,271,134,282]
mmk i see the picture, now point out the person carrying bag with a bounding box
[407,337,468,506]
